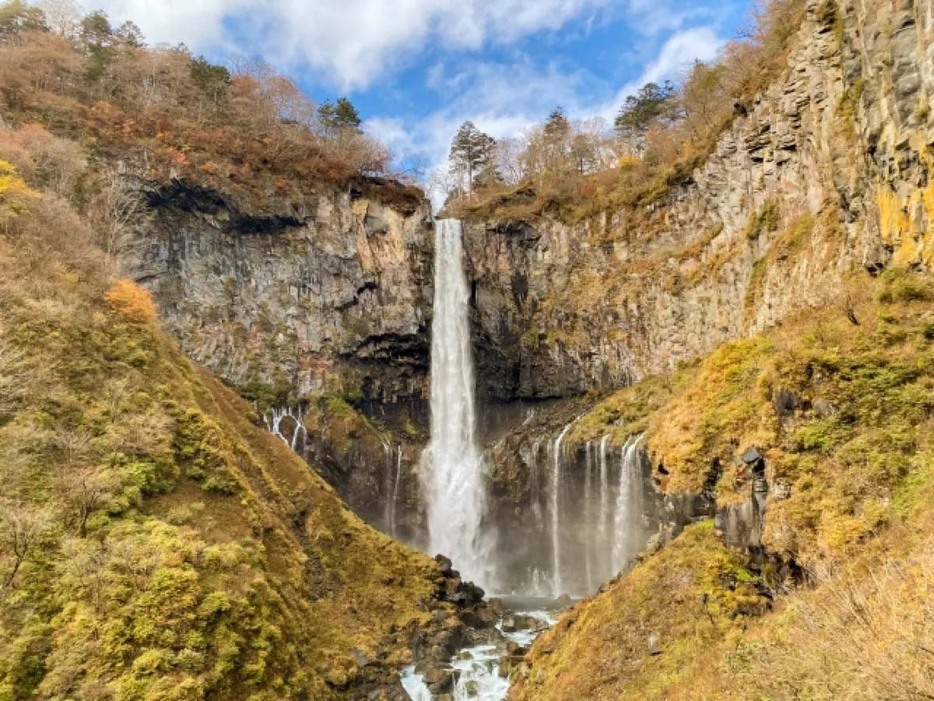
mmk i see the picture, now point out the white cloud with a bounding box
[365,57,588,187]
[77,0,611,89]
[597,26,725,120]
[624,0,715,35]
[371,24,726,193]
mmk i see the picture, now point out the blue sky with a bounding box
[77,0,755,175]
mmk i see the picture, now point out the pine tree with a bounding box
[449,121,495,194]
[544,106,570,140]
[542,106,572,173]
[318,97,362,133]
[80,10,114,80]
[614,81,679,147]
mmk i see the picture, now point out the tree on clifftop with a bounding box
[317,97,362,151]
[317,97,361,133]
[614,81,679,155]
[449,120,496,194]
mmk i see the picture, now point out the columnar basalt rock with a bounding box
[130,177,434,406]
[464,0,934,401]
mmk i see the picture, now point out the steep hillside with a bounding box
[0,105,451,701]
[510,271,934,699]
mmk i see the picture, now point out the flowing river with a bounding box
[400,599,558,701]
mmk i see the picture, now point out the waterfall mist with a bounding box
[420,219,493,587]
[497,429,655,598]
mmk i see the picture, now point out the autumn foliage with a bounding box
[0,1,391,205]
[0,157,32,221]
[104,278,156,323]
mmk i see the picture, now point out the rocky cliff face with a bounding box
[131,176,434,407]
[465,0,934,400]
[125,176,436,541]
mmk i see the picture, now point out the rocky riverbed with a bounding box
[402,557,559,701]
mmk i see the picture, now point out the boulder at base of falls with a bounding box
[423,666,456,694]
[435,554,455,577]
[501,614,550,634]
[432,555,485,606]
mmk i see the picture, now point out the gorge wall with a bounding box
[125,174,436,541]
[130,175,435,407]
[125,0,934,601]
[464,0,934,400]
[462,0,934,598]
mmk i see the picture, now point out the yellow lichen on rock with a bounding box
[877,182,934,268]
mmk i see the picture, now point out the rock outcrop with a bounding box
[130,176,434,407]
[464,0,934,400]
[125,175,435,535]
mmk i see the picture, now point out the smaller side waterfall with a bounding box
[382,443,405,538]
[613,434,646,573]
[507,427,653,598]
[583,441,594,594]
[550,422,574,598]
[529,439,544,530]
[265,406,307,453]
[598,434,610,539]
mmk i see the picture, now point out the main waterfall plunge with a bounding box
[418,220,652,596]
[264,218,655,599]
[420,219,493,587]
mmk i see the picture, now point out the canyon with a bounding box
[127,0,934,595]
[2,0,933,698]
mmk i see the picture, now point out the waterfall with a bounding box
[391,446,403,536]
[383,443,404,538]
[612,434,645,573]
[525,429,650,597]
[265,406,307,452]
[550,422,573,598]
[420,219,490,587]
[583,441,594,594]
[598,435,610,539]
[529,439,543,530]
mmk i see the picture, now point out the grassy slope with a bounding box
[0,163,441,700]
[510,271,934,700]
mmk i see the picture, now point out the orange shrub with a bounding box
[104,278,156,323]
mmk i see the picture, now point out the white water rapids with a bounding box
[420,219,492,587]
[401,608,558,701]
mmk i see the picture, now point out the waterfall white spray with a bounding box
[550,422,573,598]
[613,434,646,573]
[421,219,490,586]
